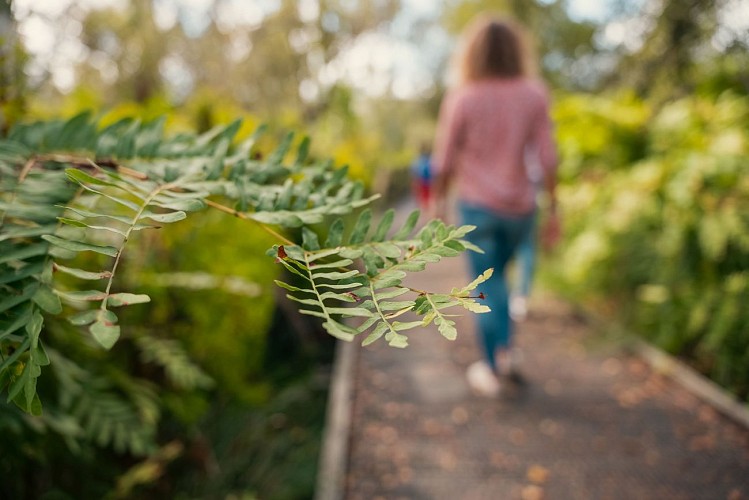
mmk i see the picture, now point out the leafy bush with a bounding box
[553,91,650,182]
[553,92,749,400]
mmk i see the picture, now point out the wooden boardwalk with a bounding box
[334,252,749,499]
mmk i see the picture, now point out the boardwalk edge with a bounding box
[315,339,358,500]
[571,299,749,431]
[631,339,749,431]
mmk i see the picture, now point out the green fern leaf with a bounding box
[0,112,486,415]
[41,234,118,257]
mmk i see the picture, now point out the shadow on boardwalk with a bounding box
[342,209,749,500]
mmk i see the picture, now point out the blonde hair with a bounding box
[454,15,535,85]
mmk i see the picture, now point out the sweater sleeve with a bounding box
[531,88,558,185]
[432,90,463,179]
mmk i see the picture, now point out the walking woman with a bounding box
[432,15,559,396]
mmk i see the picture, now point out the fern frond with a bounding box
[271,210,492,347]
[46,348,160,455]
[1,166,75,414]
[135,337,214,390]
[0,112,484,414]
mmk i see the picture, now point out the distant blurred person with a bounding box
[411,143,433,212]
[432,14,560,397]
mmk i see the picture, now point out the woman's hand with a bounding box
[430,174,450,222]
[430,196,446,222]
[541,211,561,250]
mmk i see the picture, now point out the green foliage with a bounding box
[135,336,213,391]
[126,208,278,406]
[55,363,160,456]
[553,92,650,181]
[0,111,486,417]
[273,210,490,348]
[0,110,489,498]
[552,92,749,400]
[172,376,330,500]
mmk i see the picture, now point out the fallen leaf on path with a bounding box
[527,464,550,484]
[521,484,545,500]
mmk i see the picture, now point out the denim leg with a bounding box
[459,203,534,371]
[516,213,537,297]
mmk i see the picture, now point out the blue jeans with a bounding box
[516,214,537,297]
[459,202,535,370]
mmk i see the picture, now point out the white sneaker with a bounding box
[466,361,501,397]
[510,295,528,322]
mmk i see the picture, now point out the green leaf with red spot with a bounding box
[107,293,151,307]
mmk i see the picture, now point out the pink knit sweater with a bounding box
[433,78,558,216]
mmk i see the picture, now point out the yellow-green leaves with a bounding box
[411,268,493,343]
[272,211,490,348]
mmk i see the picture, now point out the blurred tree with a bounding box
[59,0,419,182]
[441,0,748,97]
[78,0,170,103]
[71,0,403,123]
[230,0,401,119]
[612,0,748,99]
[615,0,717,98]
[0,0,26,132]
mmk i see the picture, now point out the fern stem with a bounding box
[203,199,293,245]
[100,181,179,310]
[304,253,335,326]
[369,281,400,337]
[2,157,40,228]
[17,156,38,183]
[424,293,448,322]
[19,154,128,182]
